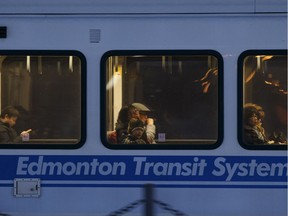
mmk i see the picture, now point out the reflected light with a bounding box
[245,70,256,83]
[26,56,30,72]
[69,56,73,72]
[256,56,261,70]
[106,65,122,90]
[262,56,273,61]
[255,55,273,61]
[106,74,120,90]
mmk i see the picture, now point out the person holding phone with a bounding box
[0,106,32,143]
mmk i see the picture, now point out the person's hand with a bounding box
[20,129,32,137]
[21,129,32,135]
[147,118,154,125]
[20,129,32,141]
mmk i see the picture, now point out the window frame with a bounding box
[0,50,86,149]
[237,50,287,150]
[101,50,224,150]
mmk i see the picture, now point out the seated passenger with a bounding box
[114,103,156,144]
[243,103,273,145]
[122,118,147,144]
[0,106,31,143]
[137,110,156,144]
[114,106,129,143]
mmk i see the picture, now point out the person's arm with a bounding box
[0,129,22,143]
[244,129,265,145]
[146,118,156,144]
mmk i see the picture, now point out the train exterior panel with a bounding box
[0,0,287,216]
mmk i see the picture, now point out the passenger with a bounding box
[114,106,129,143]
[114,103,156,144]
[122,118,147,144]
[0,106,32,143]
[128,103,156,144]
[243,103,273,145]
[108,105,138,144]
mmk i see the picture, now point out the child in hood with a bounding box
[122,118,147,144]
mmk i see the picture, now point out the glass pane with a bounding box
[105,54,220,146]
[0,55,82,144]
[242,54,287,146]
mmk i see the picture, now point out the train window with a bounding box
[101,51,223,149]
[0,51,86,148]
[238,50,287,150]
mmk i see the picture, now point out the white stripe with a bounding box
[1,180,286,186]
[40,180,287,186]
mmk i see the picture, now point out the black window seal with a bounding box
[100,50,224,150]
[237,49,288,150]
[0,50,87,149]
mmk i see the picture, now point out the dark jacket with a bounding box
[0,121,22,143]
[243,125,267,145]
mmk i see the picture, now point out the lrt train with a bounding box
[0,0,287,215]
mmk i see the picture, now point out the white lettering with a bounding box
[225,163,239,181]
[16,156,126,176]
[98,162,112,175]
[133,156,207,176]
[134,157,147,175]
[16,157,29,175]
[271,163,288,176]
[42,162,62,175]
[62,162,76,175]
[238,163,248,176]
[212,157,226,176]
[257,163,270,176]
[213,157,288,181]
[28,156,43,175]
[16,156,287,180]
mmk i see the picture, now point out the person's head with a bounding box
[128,118,145,139]
[128,105,140,120]
[129,103,151,123]
[244,103,264,127]
[117,106,129,124]
[139,111,149,123]
[0,106,20,127]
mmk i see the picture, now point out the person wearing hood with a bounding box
[121,118,147,144]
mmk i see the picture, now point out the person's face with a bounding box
[248,113,258,127]
[4,115,17,127]
[132,128,144,139]
[130,109,140,119]
[139,112,148,123]
[257,117,262,127]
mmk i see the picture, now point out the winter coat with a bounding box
[0,121,22,143]
[243,125,267,145]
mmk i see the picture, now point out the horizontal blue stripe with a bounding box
[1,183,286,189]
[1,155,287,182]
[0,184,13,187]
